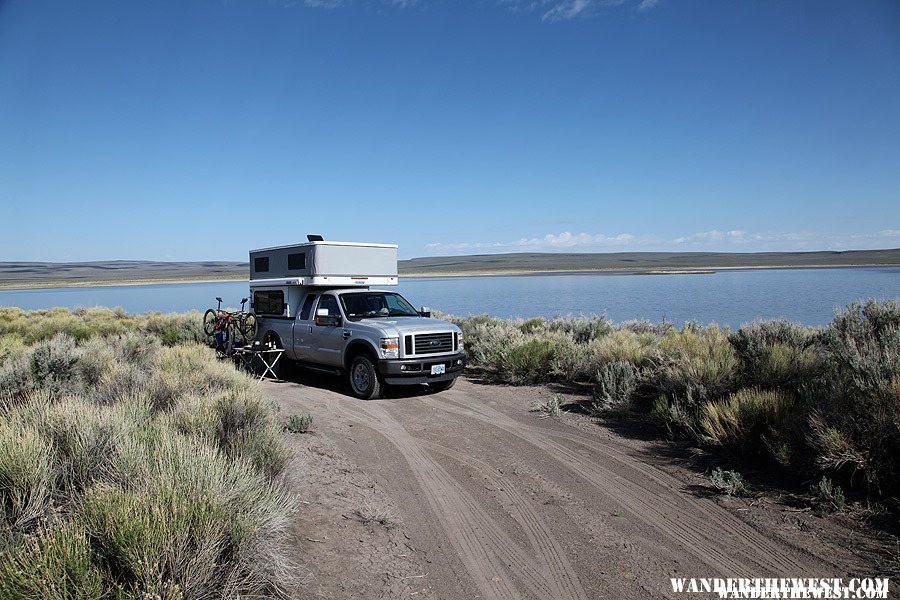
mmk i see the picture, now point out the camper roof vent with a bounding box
[307,234,324,242]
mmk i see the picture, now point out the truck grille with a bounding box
[414,333,453,355]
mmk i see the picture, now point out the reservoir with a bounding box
[1,267,898,328]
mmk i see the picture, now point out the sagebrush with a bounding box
[454,300,900,501]
[0,308,294,598]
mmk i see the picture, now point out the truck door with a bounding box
[293,293,318,361]
[306,294,347,367]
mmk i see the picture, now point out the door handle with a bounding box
[342,330,351,339]
[308,325,313,333]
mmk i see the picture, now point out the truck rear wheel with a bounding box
[348,355,383,400]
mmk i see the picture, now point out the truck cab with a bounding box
[248,240,464,399]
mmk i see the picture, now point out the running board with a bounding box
[298,363,342,376]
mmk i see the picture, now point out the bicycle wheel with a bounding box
[239,314,258,343]
[202,309,218,336]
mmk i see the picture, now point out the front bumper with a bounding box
[378,352,465,385]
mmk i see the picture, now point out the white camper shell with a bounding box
[249,240,399,319]
[249,241,398,288]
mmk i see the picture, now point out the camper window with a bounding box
[254,257,270,273]
[288,252,306,270]
[254,290,284,315]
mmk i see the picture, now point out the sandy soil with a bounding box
[269,374,896,600]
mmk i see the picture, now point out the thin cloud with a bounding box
[425,228,900,255]
[672,230,748,245]
[425,231,656,254]
[296,0,659,20]
[304,0,344,8]
[672,229,900,250]
[542,0,593,21]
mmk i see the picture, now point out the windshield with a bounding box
[339,292,420,321]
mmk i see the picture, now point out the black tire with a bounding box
[429,378,457,393]
[348,355,383,400]
[202,309,218,336]
[239,314,258,343]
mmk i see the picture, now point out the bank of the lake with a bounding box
[1,266,898,328]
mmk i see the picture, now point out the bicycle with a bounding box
[202,297,258,351]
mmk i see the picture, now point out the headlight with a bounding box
[456,331,464,350]
[380,337,399,359]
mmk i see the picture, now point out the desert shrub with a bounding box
[75,337,118,389]
[93,363,151,406]
[0,353,34,405]
[518,317,546,334]
[0,306,135,344]
[709,467,749,496]
[0,523,105,599]
[39,398,133,496]
[0,309,295,598]
[549,336,594,381]
[730,321,822,390]
[169,388,287,478]
[811,300,900,495]
[700,388,795,457]
[0,335,24,365]
[140,311,205,346]
[650,390,704,436]
[28,334,80,396]
[445,304,900,502]
[536,394,562,417]
[545,316,613,343]
[0,307,202,347]
[463,320,525,368]
[94,430,294,597]
[592,361,638,413]
[498,338,558,384]
[153,344,248,397]
[620,320,675,335]
[590,329,657,368]
[285,413,313,434]
[810,476,846,515]
[0,420,54,532]
[108,330,161,367]
[653,326,738,405]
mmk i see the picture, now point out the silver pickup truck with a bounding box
[248,239,465,399]
[255,287,464,399]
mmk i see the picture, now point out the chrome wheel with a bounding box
[352,363,370,393]
[348,355,382,400]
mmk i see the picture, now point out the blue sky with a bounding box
[1,0,898,261]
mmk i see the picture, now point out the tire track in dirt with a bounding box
[425,391,816,577]
[331,399,588,600]
[419,438,589,600]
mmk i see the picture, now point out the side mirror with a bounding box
[419,306,432,318]
[314,308,341,326]
[241,297,248,304]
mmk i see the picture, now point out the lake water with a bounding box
[1,267,899,328]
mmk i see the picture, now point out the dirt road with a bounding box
[268,375,885,599]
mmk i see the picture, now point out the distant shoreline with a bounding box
[1,262,897,291]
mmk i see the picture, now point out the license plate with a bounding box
[430,364,446,375]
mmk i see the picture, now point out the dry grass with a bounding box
[453,299,900,502]
[0,309,295,598]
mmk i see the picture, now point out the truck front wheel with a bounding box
[348,355,383,400]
